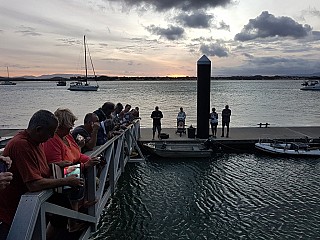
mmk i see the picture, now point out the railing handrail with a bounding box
[7,119,144,240]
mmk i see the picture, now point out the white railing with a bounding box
[7,120,144,240]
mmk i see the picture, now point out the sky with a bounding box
[1,0,320,77]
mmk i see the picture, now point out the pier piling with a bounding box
[197,55,211,139]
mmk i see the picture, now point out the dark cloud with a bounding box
[235,11,312,41]
[15,26,42,36]
[311,31,320,40]
[200,43,228,57]
[145,25,184,40]
[216,21,230,31]
[175,12,214,28]
[104,0,233,11]
[243,53,254,59]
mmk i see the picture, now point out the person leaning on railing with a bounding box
[0,110,84,240]
[43,108,100,233]
[71,112,100,153]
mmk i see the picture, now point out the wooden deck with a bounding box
[2,126,320,152]
[2,127,320,142]
[139,126,320,142]
[139,127,320,152]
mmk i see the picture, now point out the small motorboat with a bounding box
[255,139,320,157]
[143,142,213,158]
[57,80,67,86]
[300,80,320,91]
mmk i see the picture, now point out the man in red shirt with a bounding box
[0,110,84,239]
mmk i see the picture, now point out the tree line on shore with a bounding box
[1,75,319,82]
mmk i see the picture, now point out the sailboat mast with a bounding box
[7,66,9,79]
[84,35,88,83]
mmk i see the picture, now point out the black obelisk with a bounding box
[197,55,211,139]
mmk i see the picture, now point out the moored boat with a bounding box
[68,35,99,91]
[143,142,213,158]
[0,67,16,85]
[300,80,320,91]
[57,80,67,86]
[255,139,320,157]
[0,81,16,85]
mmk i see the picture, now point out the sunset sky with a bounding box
[1,0,320,77]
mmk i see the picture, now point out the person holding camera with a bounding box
[0,156,13,190]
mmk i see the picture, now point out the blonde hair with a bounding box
[54,108,77,128]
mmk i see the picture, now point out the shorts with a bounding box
[222,121,230,127]
[153,125,161,133]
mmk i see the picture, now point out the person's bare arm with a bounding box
[26,175,84,192]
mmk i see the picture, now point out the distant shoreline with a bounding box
[0,75,319,82]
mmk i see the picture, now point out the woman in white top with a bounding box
[177,107,186,126]
[209,107,218,138]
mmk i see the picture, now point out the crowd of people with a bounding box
[0,101,140,239]
[0,102,230,238]
[151,105,231,139]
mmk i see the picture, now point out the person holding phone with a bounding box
[43,108,100,232]
[0,156,13,190]
[0,110,84,239]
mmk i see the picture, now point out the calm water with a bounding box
[91,154,320,240]
[0,80,319,129]
[1,80,320,239]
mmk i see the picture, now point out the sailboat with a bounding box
[0,67,16,85]
[68,35,99,91]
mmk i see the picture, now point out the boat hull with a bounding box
[143,142,213,158]
[68,85,99,91]
[255,142,320,157]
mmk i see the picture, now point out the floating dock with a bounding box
[139,127,320,152]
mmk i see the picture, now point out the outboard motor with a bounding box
[203,136,215,149]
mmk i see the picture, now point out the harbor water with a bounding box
[0,80,319,129]
[91,154,320,239]
[1,80,320,239]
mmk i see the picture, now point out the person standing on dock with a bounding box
[151,106,163,140]
[221,105,231,138]
[177,107,186,126]
[209,108,218,138]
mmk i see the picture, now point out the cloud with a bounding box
[243,53,254,59]
[301,7,320,18]
[235,11,312,41]
[175,11,214,28]
[145,24,184,40]
[200,43,229,57]
[15,25,42,36]
[104,0,233,11]
[216,21,230,31]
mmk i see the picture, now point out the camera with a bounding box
[0,161,8,173]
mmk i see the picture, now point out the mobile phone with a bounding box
[64,164,81,178]
[0,161,8,173]
[63,164,81,189]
